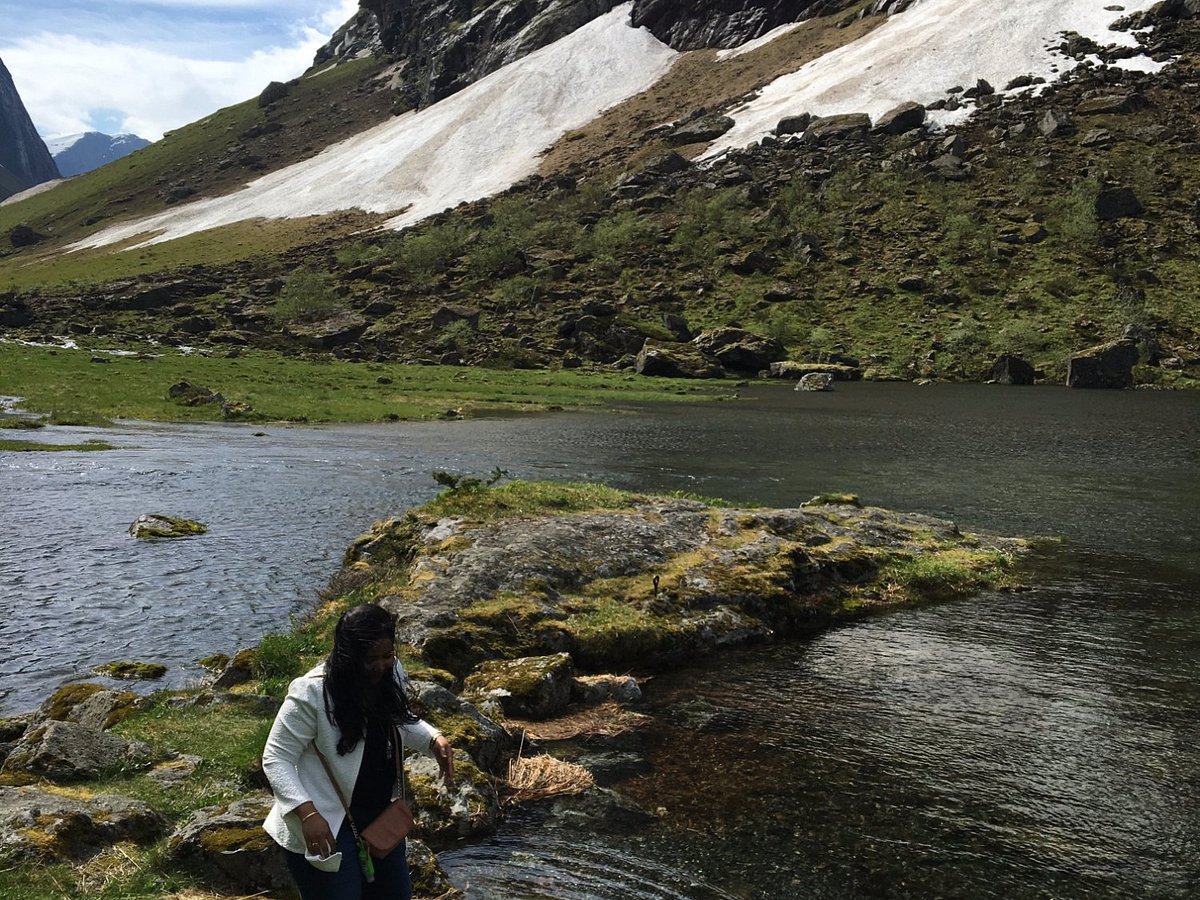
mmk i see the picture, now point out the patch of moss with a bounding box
[802,493,862,507]
[93,661,168,681]
[41,683,106,720]
[197,653,230,673]
[196,825,272,854]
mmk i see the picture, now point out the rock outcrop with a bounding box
[0,785,166,860]
[344,484,1023,677]
[357,0,623,108]
[0,57,59,201]
[1066,339,1139,388]
[630,0,856,50]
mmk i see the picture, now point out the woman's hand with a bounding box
[431,735,455,787]
[297,804,336,858]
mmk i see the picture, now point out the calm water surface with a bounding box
[3,382,1198,898]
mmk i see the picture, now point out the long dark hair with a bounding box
[323,603,417,755]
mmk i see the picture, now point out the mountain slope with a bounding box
[0,0,1197,389]
[64,0,1165,252]
[46,132,151,178]
[0,57,59,200]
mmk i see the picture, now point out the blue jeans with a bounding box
[284,820,412,900]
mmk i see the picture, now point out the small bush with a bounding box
[581,210,656,261]
[400,223,468,285]
[269,269,341,323]
[1052,178,1100,248]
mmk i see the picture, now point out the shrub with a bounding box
[1052,178,1100,248]
[581,210,656,261]
[400,222,468,285]
[269,268,341,323]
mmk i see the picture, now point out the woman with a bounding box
[262,603,455,899]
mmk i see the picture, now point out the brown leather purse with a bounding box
[360,794,416,858]
[315,724,417,863]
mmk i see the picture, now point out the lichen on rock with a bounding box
[337,482,1023,676]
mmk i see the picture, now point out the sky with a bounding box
[0,0,359,142]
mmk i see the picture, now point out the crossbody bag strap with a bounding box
[390,724,407,807]
[313,744,361,838]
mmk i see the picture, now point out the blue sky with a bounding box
[0,0,358,141]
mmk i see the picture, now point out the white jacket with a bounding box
[261,661,441,854]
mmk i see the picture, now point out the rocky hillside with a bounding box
[0,1,1197,389]
[0,57,58,202]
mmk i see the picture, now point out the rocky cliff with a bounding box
[630,0,855,50]
[331,0,873,106]
[0,57,59,201]
[356,0,624,108]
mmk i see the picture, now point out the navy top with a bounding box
[350,716,396,827]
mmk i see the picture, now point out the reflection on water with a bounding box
[3,383,1200,898]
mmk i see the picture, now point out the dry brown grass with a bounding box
[504,701,651,741]
[503,754,595,806]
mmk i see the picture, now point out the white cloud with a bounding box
[0,0,358,141]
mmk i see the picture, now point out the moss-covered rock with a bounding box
[0,784,166,860]
[127,513,208,539]
[462,653,574,720]
[38,683,107,721]
[92,660,168,680]
[333,483,1023,675]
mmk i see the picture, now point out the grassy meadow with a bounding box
[0,342,731,427]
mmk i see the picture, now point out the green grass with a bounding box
[419,479,642,522]
[0,437,114,452]
[0,343,730,424]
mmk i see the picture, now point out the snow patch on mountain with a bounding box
[72,4,677,252]
[68,0,1174,251]
[705,0,1166,158]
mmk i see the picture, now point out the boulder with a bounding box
[257,80,290,107]
[213,648,257,688]
[666,114,734,146]
[168,381,224,406]
[283,312,369,349]
[1066,339,1138,388]
[988,354,1037,385]
[774,113,812,135]
[169,795,293,895]
[572,674,642,705]
[1075,93,1141,116]
[691,327,786,373]
[1,720,154,781]
[803,113,872,143]
[796,372,834,392]
[873,101,926,135]
[463,653,574,720]
[432,304,481,330]
[727,249,776,275]
[635,339,725,379]
[65,689,144,731]
[128,514,208,539]
[409,680,515,773]
[1094,188,1144,221]
[0,785,166,860]
[9,223,47,248]
[1038,109,1073,137]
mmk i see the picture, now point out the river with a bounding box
[2,382,1198,898]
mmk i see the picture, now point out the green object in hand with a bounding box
[357,837,375,883]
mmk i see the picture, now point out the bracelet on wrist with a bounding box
[301,810,319,822]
